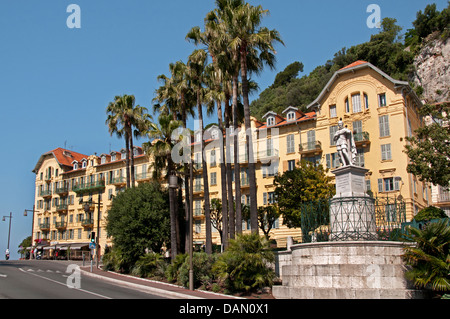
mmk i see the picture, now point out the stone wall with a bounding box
[272,241,426,299]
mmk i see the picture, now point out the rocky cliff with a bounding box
[411,34,450,103]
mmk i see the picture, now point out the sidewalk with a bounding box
[80,265,242,299]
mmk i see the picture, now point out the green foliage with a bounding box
[179,252,218,289]
[414,206,448,222]
[403,220,450,294]
[165,253,187,283]
[405,102,450,187]
[102,246,127,273]
[131,253,165,278]
[212,233,275,292]
[274,160,335,229]
[105,182,171,271]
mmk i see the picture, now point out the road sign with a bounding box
[89,243,96,249]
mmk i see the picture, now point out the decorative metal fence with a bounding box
[298,196,407,244]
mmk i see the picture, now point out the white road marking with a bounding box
[18,268,112,299]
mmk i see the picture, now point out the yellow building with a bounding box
[31,146,150,259]
[194,60,430,247]
[31,61,430,254]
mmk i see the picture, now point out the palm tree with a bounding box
[214,0,283,233]
[403,220,450,295]
[155,61,196,253]
[106,94,139,189]
[187,49,213,254]
[142,114,184,259]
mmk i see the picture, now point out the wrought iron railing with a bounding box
[296,196,407,244]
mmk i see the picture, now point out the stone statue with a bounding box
[333,119,357,167]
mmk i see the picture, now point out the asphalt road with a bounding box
[0,260,166,299]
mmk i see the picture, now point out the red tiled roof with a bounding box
[339,60,368,71]
[47,148,88,167]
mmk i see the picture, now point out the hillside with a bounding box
[250,3,450,120]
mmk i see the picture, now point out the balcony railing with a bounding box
[56,203,68,212]
[109,176,126,186]
[81,219,94,227]
[439,191,450,203]
[39,223,51,230]
[55,185,69,195]
[72,180,105,194]
[55,221,67,229]
[354,132,371,147]
[39,189,52,198]
[299,141,322,154]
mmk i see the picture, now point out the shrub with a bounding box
[178,252,218,289]
[413,206,447,222]
[212,233,275,293]
[165,253,187,283]
[131,253,164,278]
[102,246,127,273]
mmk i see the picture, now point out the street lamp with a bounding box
[24,205,35,260]
[82,193,102,269]
[2,212,12,260]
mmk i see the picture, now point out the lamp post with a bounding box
[82,192,101,269]
[2,212,12,260]
[24,205,35,260]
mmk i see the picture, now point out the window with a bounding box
[353,120,362,134]
[364,93,369,109]
[210,150,216,167]
[195,220,202,234]
[378,93,387,107]
[263,192,277,205]
[262,162,279,177]
[381,144,392,161]
[345,97,350,113]
[288,160,296,171]
[379,115,390,137]
[73,162,78,170]
[210,172,217,186]
[195,132,201,143]
[267,138,273,156]
[287,111,296,121]
[355,149,365,167]
[267,116,275,127]
[326,153,340,169]
[330,126,338,146]
[286,134,295,154]
[330,105,337,118]
[352,94,362,113]
[378,177,401,192]
[101,156,106,164]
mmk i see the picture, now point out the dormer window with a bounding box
[267,116,275,127]
[287,112,296,121]
[81,159,87,168]
[195,132,202,143]
[111,153,116,161]
[73,161,79,170]
[101,155,106,164]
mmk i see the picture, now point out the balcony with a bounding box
[81,219,94,227]
[72,180,105,194]
[193,184,203,195]
[39,189,52,198]
[109,176,126,186]
[55,185,69,195]
[194,208,204,218]
[136,173,151,183]
[39,223,51,231]
[55,221,67,229]
[56,203,68,212]
[438,191,450,203]
[299,141,322,156]
[354,132,371,148]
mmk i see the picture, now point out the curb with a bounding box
[80,267,243,299]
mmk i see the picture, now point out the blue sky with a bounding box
[0,0,447,259]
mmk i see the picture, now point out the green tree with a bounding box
[105,182,170,271]
[403,219,450,295]
[257,205,280,240]
[414,206,448,222]
[274,160,335,229]
[405,102,450,188]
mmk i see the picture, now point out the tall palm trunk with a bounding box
[231,74,241,240]
[168,160,177,260]
[224,98,234,244]
[129,131,136,187]
[240,44,258,234]
[197,90,212,254]
[181,94,191,254]
[125,130,131,189]
[216,100,229,249]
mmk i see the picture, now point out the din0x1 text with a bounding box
[178,303,269,316]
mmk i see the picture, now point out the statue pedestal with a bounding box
[330,165,377,241]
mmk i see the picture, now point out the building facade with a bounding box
[31,61,431,256]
